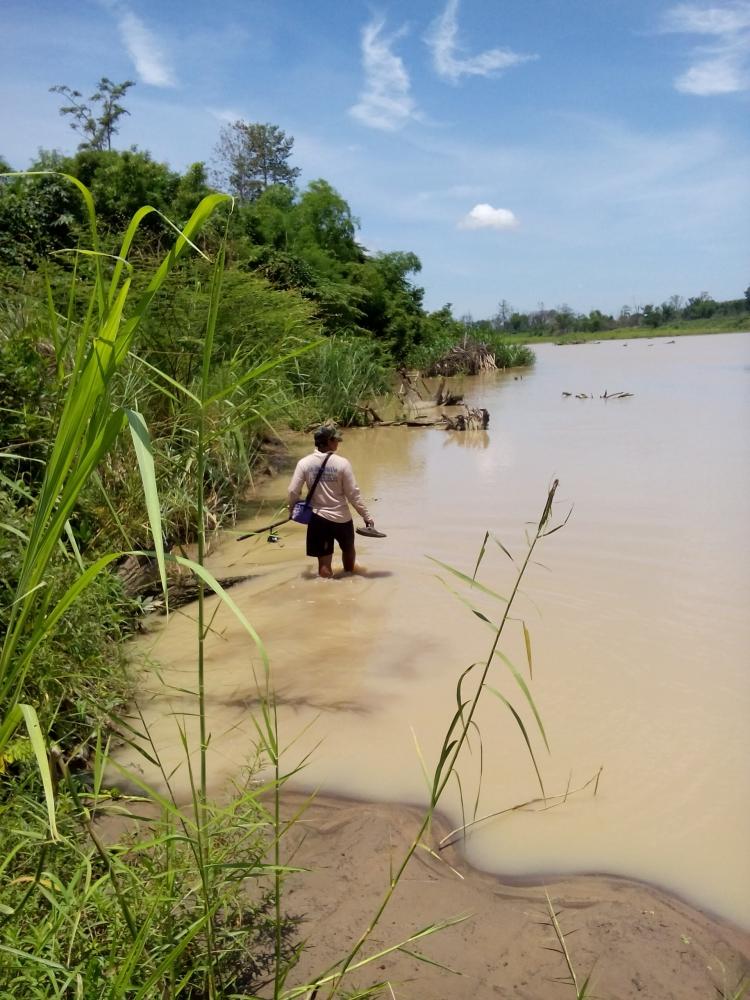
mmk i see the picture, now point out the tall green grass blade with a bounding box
[18,704,59,839]
[125,409,167,603]
[491,533,516,564]
[429,557,508,603]
[522,621,533,679]
[129,353,202,405]
[0,943,66,971]
[494,650,550,752]
[471,530,489,581]
[63,521,84,572]
[484,684,546,798]
[172,554,269,671]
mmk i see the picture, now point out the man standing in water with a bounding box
[288,423,375,578]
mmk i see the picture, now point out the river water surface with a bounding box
[128,333,750,929]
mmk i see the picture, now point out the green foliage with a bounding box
[0,285,57,479]
[0,489,135,765]
[0,789,298,998]
[0,170,80,267]
[288,336,390,427]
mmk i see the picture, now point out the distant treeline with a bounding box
[473,290,750,338]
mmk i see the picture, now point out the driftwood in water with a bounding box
[375,404,490,431]
[355,404,383,423]
[561,391,634,400]
[442,406,490,430]
[434,378,464,406]
[117,553,248,611]
[397,370,424,402]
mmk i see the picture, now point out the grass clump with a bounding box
[288,335,390,427]
[0,784,299,998]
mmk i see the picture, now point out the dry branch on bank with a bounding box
[424,338,498,376]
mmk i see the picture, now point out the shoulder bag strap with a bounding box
[303,452,332,508]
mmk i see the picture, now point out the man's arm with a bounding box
[341,461,374,526]
[287,460,305,514]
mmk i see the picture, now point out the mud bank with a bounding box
[280,792,750,999]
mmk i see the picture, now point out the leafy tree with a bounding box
[683,292,716,320]
[50,77,135,151]
[354,251,425,359]
[214,122,300,202]
[293,180,361,265]
[744,285,750,307]
[171,162,214,225]
[643,304,662,327]
[242,184,296,248]
[554,304,577,334]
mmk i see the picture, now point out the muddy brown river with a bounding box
[125,333,750,929]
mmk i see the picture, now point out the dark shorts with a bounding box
[306,513,354,558]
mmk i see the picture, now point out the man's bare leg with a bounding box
[318,555,334,578]
[341,545,356,574]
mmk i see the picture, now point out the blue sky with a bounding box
[2,0,749,317]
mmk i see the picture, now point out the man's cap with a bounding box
[314,423,343,447]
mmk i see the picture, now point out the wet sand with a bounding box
[280,792,750,999]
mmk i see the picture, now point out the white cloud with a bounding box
[117,10,176,87]
[663,2,750,34]
[425,0,536,82]
[662,2,750,95]
[675,57,746,93]
[458,203,519,230]
[349,18,418,131]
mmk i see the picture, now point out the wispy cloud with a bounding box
[425,0,536,82]
[458,203,519,230]
[349,18,418,130]
[117,9,176,87]
[208,107,243,124]
[661,2,750,95]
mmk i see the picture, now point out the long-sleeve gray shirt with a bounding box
[287,449,371,524]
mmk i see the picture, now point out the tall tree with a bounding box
[50,77,135,151]
[214,121,300,202]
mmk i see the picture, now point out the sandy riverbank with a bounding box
[279,792,750,999]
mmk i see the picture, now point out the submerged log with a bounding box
[116,554,249,611]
